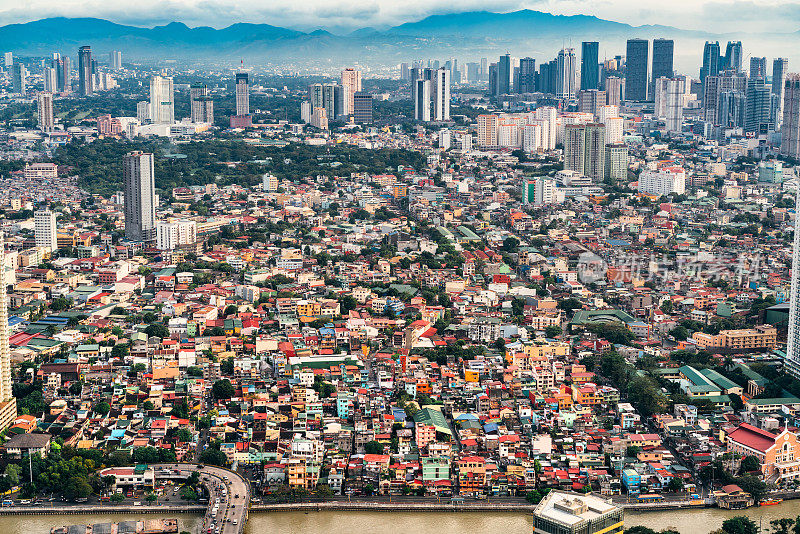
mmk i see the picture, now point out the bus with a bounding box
[637,494,664,503]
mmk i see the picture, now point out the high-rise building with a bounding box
[156,219,197,251]
[190,83,214,123]
[137,101,151,123]
[3,52,11,68]
[341,68,362,116]
[235,72,250,116]
[149,75,174,124]
[786,173,800,378]
[605,76,624,107]
[564,123,605,181]
[353,92,373,123]
[746,71,772,133]
[518,57,536,93]
[750,57,767,79]
[414,79,431,121]
[724,41,743,72]
[653,77,684,132]
[400,63,410,81]
[109,50,122,71]
[556,48,577,99]
[123,151,156,243]
[11,63,25,94]
[650,39,674,97]
[580,42,599,91]
[717,90,747,128]
[498,54,511,95]
[781,75,800,160]
[78,45,93,96]
[43,66,56,93]
[37,91,54,132]
[604,144,628,181]
[772,58,789,127]
[309,83,344,121]
[54,56,71,93]
[625,39,649,101]
[703,71,747,125]
[0,233,17,431]
[433,67,450,121]
[480,58,488,80]
[34,209,57,252]
[700,41,721,102]
[578,89,606,117]
[522,176,555,206]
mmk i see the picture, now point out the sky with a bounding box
[0,0,797,33]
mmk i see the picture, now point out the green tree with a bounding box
[739,455,760,473]
[212,379,235,399]
[720,516,758,534]
[364,441,383,455]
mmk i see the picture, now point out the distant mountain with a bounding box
[0,11,793,70]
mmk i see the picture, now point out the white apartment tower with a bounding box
[37,91,54,132]
[0,233,16,431]
[124,151,157,242]
[149,75,174,124]
[341,68,362,116]
[34,209,57,252]
[433,67,451,121]
[787,185,800,377]
[235,72,250,116]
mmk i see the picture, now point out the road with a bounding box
[153,464,249,534]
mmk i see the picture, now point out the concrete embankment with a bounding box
[0,505,205,515]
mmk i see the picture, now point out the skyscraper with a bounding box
[748,56,767,80]
[11,63,25,94]
[781,75,800,160]
[235,72,250,116]
[518,57,536,93]
[772,58,789,127]
[37,91,54,132]
[433,67,450,121]
[190,83,214,124]
[498,54,511,95]
[34,209,57,252]
[0,233,17,432]
[3,52,11,68]
[564,123,605,181]
[724,41,743,72]
[43,66,56,93]
[341,68,362,116]
[786,165,800,377]
[650,39,674,97]
[625,39,649,101]
[578,89,606,117]
[414,78,431,121]
[353,92,373,123]
[109,50,122,71]
[556,48,577,99]
[78,45,93,96]
[703,71,747,125]
[310,83,343,121]
[605,76,624,107]
[700,41,721,101]
[149,75,174,124]
[53,56,71,93]
[653,77,684,132]
[123,151,156,243]
[580,42,599,91]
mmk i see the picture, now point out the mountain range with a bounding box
[0,11,796,72]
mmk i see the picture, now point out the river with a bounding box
[5,501,800,534]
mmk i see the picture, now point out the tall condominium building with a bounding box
[37,91,54,132]
[123,151,156,242]
[34,209,57,252]
[625,39,649,101]
[109,50,122,71]
[750,57,767,79]
[653,77,684,132]
[522,176,555,206]
[3,52,11,67]
[518,57,536,93]
[498,53,511,95]
[605,76,624,107]
[309,83,344,121]
[0,233,16,431]
[190,83,214,123]
[577,89,605,117]
[702,71,747,125]
[235,72,250,116]
[556,48,577,99]
[604,144,628,181]
[78,45,93,96]
[11,63,25,94]
[53,56,71,93]
[700,41,721,103]
[43,66,56,93]
[745,73,772,133]
[433,67,451,121]
[786,177,800,378]
[781,75,800,160]
[639,167,686,196]
[580,42,599,91]
[414,79,432,121]
[650,39,674,98]
[724,41,743,71]
[772,58,789,127]
[564,123,605,182]
[353,92,373,123]
[341,68,362,116]
[149,75,174,124]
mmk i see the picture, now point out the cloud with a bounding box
[0,0,795,32]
